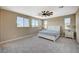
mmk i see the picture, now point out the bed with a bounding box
[38,26,60,41]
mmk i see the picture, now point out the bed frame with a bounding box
[38,26,60,42]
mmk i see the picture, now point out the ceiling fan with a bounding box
[41,11,53,16]
[39,6,64,17]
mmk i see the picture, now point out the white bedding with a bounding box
[39,30,59,37]
[38,26,60,41]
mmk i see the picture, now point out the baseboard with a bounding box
[0,34,35,44]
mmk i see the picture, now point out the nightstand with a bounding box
[65,30,74,39]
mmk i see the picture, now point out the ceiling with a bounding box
[0,6,79,19]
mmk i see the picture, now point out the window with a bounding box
[38,20,42,29]
[23,18,29,27]
[16,16,29,27]
[31,19,39,27]
[17,16,24,27]
[64,17,71,29]
[44,20,48,29]
[38,20,42,27]
[36,20,39,27]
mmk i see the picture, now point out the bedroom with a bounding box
[0,6,79,53]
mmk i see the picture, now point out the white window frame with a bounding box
[17,16,24,27]
[16,16,30,27]
[44,20,48,29]
[23,18,30,27]
[31,19,39,27]
[64,17,71,30]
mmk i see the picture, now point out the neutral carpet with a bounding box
[0,36,79,53]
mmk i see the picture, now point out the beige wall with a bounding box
[47,14,76,36]
[76,9,79,43]
[0,9,41,42]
